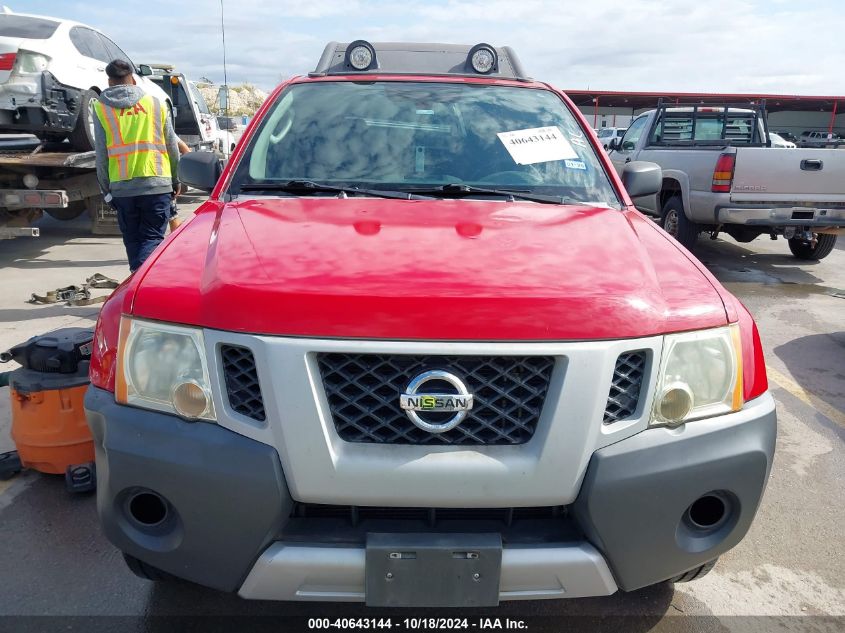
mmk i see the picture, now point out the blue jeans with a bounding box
[113,193,170,272]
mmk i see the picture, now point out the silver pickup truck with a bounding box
[608,103,844,260]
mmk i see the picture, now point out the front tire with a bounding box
[668,558,718,583]
[660,196,699,250]
[122,553,173,582]
[68,90,97,151]
[788,233,837,260]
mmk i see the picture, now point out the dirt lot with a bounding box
[0,204,842,631]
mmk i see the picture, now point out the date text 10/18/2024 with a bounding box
[308,618,529,630]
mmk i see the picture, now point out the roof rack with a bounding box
[310,41,531,82]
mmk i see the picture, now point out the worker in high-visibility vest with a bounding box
[93,59,181,272]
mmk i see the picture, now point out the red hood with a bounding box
[130,198,728,339]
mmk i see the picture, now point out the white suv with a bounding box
[0,9,171,150]
[595,126,627,150]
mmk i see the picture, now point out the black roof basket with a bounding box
[310,41,531,82]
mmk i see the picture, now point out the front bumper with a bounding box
[85,386,776,600]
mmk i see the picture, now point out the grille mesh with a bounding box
[220,345,266,422]
[603,351,647,424]
[317,354,555,445]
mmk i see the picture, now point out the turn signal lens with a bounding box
[657,383,694,425]
[172,381,210,420]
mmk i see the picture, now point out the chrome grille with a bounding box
[317,354,555,445]
[603,351,647,424]
[220,345,266,422]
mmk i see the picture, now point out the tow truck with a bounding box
[0,66,218,238]
[145,64,220,153]
[0,133,115,237]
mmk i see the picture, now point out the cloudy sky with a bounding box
[19,0,845,95]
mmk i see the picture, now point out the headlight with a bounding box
[651,325,743,427]
[116,317,216,421]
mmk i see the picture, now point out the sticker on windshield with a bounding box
[569,133,588,148]
[564,159,587,170]
[497,126,578,165]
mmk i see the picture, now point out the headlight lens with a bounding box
[116,318,216,421]
[651,325,743,427]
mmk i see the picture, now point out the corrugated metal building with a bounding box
[565,90,844,137]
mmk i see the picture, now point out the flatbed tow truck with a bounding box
[1,63,220,240]
[0,134,119,239]
[0,62,220,241]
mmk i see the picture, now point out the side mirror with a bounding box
[178,151,222,192]
[138,64,153,77]
[621,161,662,198]
[607,138,619,151]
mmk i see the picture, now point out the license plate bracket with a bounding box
[365,533,502,607]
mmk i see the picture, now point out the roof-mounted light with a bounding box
[468,43,498,74]
[346,40,377,71]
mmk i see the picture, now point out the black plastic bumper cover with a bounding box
[87,384,776,597]
[573,396,777,591]
[84,386,292,592]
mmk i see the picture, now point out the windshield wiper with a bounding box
[238,180,431,200]
[401,183,568,205]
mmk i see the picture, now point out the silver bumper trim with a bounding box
[238,542,618,602]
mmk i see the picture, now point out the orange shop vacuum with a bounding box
[0,328,96,493]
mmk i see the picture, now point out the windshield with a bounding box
[186,82,210,114]
[230,81,619,206]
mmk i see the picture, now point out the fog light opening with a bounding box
[128,492,168,527]
[687,494,727,530]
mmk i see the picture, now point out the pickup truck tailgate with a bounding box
[731,148,845,203]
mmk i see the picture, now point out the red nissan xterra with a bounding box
[85,42,775,606]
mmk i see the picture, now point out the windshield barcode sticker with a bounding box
[497,126,579,165]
